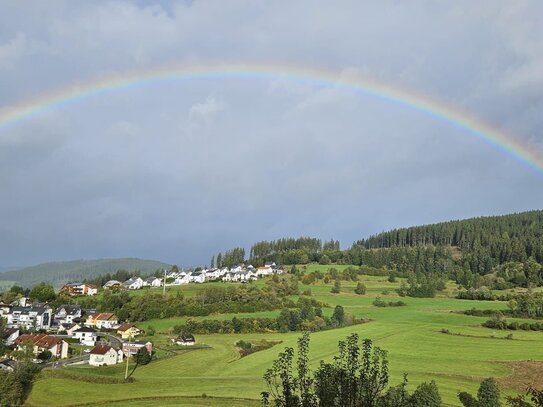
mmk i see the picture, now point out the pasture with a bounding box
[27,268,543,406]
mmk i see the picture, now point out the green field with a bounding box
[27,268,543,406]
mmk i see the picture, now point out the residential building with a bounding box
[174,274,190,285]
[0,301,11,316]
[59,283,97,296]
[143,277,162,287]
[15,334,69,359]
[58,322,81,336]
[72,327,98,346]
[122,341,152,356]
[0,359,16,371]
[54,304,82,325]
[256,266,273,276]
[6,305,52,330]
[173,333,195,346]
[123,277,143,290]
[189,272,205,284]
[89,345,123,366]
[85,313,119,330]
[2,328,20,345]
[103,280,122,289]
[117,323,141,340]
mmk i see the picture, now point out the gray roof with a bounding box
[123,278,140,286]
[73,327,97,333]
[11,306,50,315]
[56,304,82,315]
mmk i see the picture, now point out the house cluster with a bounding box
[165,262,283,286]
[102,276,162,290]
[1,298,150,367]
[96,263,284,292]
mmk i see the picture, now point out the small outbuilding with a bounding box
[173,333,195,346]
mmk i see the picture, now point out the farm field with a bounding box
[27,268,543,407]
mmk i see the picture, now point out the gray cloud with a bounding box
[0,0,542,266]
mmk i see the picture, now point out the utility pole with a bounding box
[163,268,167,296]
[124,332,131,380]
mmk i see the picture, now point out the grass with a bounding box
[27,266,543,406]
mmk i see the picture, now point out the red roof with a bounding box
[117,323,136,332]
[15,334,63,349]
[90,345,114,355]
[94,312,117,321]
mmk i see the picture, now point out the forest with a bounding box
[215,211,543,291]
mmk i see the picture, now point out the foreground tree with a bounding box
[409,381,442,407]
[262,332,441,407]
[459,378,501,407]
[135,347,152,365]
[507,386,543,407]
[0,362,40,406]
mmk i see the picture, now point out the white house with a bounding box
[256,266,273,276]
[54,304,82,325]
[174,274,190,285]
[89,345,123,366]
[123,277,144,290]
[0,359,16,371]
[0,301,11,316]
[172,333,195,346]
[72,327,98,346]
[143,277,162,287]
[59,322,82,336]
[205,268,221,280]
[222,272,236,282]
[6,305,52,331]
[2,328,20,345]
[189,272,205,284]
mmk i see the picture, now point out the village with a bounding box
[0,263,283,371]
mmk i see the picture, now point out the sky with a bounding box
[0,1,542,267]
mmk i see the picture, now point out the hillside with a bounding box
[0,258,172,288]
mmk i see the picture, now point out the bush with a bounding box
[330,279,341,294]
[373,297,387,307]
[354,282,366,295]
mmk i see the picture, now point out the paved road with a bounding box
[101,332,123,348]
[43,354,89,368]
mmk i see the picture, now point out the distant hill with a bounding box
[0,258,172,288]
[0,266,23,273]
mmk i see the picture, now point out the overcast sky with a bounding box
[1,1,542,267]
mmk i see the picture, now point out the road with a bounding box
[43,354,89,368]
[100,332,123,348]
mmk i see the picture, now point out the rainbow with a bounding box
[0,62,542,174]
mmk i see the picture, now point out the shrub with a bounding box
[354,282,366,295]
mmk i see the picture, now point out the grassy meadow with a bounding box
[27,265,543,406]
